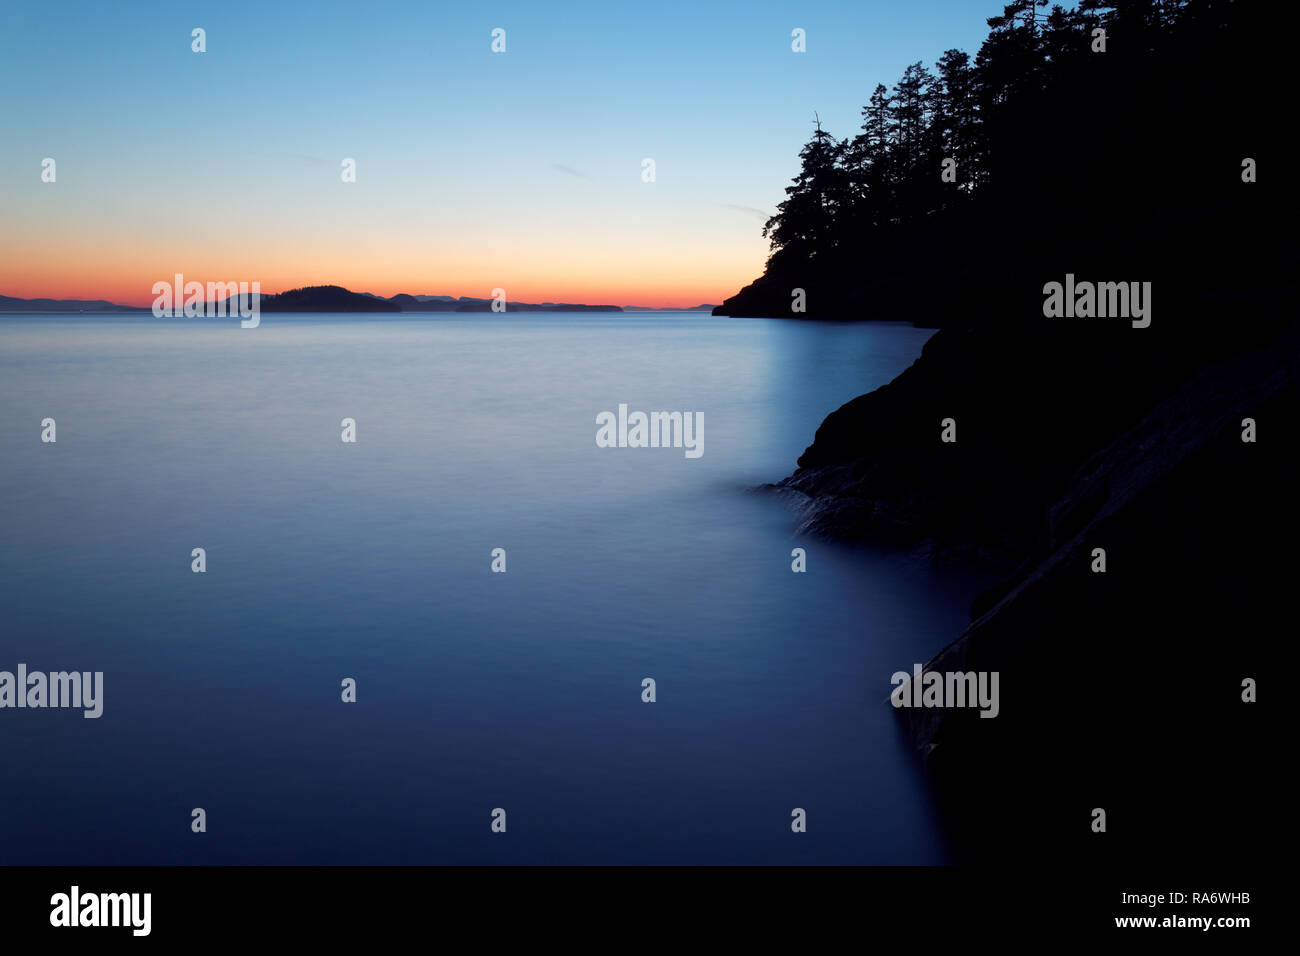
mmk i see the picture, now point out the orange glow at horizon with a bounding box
[1,235,766,310]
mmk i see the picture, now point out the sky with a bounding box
[0,0,993,307]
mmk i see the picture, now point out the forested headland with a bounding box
[716,0,1279,326]
[754,0,1292,864]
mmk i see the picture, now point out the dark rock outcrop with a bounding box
[904,322,1294,863]
[774,292,1295,863]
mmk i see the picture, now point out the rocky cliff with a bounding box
[770,293,1295,862]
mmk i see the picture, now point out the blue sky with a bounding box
[0,0,996,305]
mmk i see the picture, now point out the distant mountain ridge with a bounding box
[261,286,399,312]
[1,287,712,313]
[0,295,146,313]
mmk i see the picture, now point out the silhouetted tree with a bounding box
[763,115,850,263]
[748,0,1274,319]
[934,49,980,192]
[847,84,896,228]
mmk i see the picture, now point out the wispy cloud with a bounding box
[248,151,324,168]
[552,163,591,180]
[721,203,769,221]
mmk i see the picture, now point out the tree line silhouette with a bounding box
[721,0,1278,324]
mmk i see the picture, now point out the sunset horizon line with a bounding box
[1,281,724,311]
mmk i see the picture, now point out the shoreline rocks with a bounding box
[777,307,1296,862]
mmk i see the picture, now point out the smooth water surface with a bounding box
[0,312,976,864]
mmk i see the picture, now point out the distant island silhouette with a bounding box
[0,295,144,313]
[0,287,717,314]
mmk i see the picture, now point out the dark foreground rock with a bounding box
[775,302,1295,863]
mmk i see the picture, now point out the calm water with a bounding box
[0,311,978,864]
